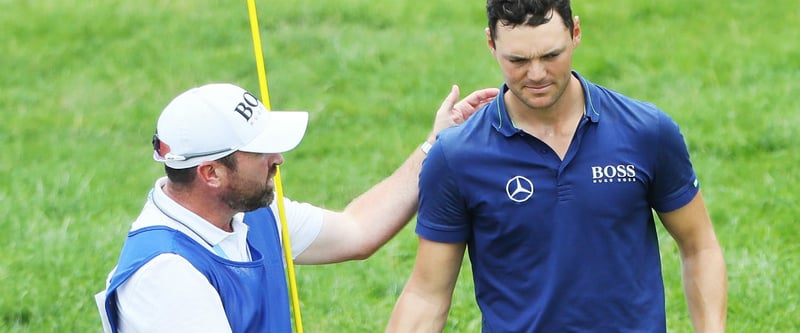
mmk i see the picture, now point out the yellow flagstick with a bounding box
[245,1,304,332]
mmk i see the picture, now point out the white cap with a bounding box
[152,83,308,169]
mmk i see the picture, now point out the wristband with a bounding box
[420,141,433,155]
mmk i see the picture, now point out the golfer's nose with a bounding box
[526,61,547,82]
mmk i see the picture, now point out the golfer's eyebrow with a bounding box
[506,54,530,62]
[506,46,566,62]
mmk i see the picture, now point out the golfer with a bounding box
[387,0,727,332]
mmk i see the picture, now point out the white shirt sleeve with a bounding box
[115,254,232,333]
[271,196,324,259]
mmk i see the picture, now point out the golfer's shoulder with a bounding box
[440,105,493,141]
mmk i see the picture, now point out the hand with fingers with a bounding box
[430,85,500,141]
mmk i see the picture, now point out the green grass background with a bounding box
[1,0,798,332]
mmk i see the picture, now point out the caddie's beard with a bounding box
[221,176,275,212]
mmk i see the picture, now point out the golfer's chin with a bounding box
[523,95,558,110]
[510,87,556,110]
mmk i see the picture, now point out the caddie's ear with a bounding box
[573,16,582,46]
[196,161,225,188]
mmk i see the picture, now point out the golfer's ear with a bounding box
[486,27,495,51]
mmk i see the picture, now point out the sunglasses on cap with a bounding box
[152,133,233,162]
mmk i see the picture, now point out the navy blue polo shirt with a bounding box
[416,72,699,333]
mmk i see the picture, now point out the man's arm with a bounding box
[658,191,727,333]
[295,86,497,264]
[386,238,466,332]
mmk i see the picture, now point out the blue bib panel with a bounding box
[105,207,291,333]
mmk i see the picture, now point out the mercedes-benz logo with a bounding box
[506,176,534,203]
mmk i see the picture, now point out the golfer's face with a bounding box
[489,12,579,111]
[221,152,283,212]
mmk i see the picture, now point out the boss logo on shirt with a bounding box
[591,164,637,184]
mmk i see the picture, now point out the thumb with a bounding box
[439,85,460,112]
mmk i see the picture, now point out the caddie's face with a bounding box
[220,151,283,212]
[488,11,580,112]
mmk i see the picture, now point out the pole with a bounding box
[245,1,304,332]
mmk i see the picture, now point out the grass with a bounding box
[1,0,798,332]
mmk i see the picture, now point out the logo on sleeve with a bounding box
[506,176,534,203]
